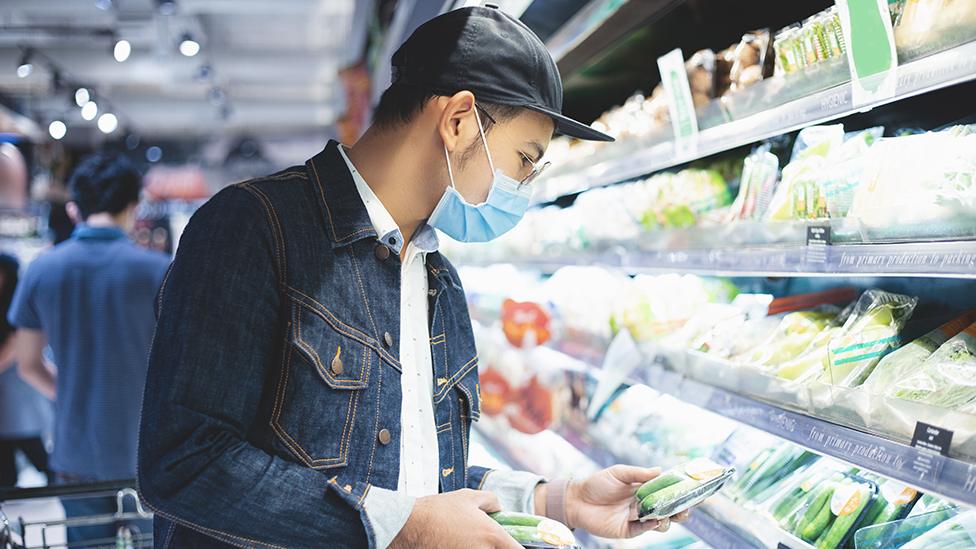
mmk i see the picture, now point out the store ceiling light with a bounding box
[114,39,131,62]
[179,34,200,57]
[155,0,177,16]
[16,50,33,78]
[49,120,67,140]
[97,113,118,134]
[75,87,90,107]
[81,100,98,121]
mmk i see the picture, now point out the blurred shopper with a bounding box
[0,252,52,488]
[8,154,168,542]
[140,6,687,548]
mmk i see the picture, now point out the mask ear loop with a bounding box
[472,106,496,175]
[443,146,457,190]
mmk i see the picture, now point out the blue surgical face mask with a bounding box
[428,108,532,243]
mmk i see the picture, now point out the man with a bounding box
[9,154,168,541]
[139,6,688,548]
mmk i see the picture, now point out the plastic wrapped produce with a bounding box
[789,474,877,548]
[635,458,735,520]
[823,290,918,387]
[899,510,976,549]
[491,512,579,548]
[893,322,976,410]
[738,311,836,368]
[862,310,976,394]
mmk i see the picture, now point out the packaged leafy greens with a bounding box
[823,290,917,387]
[893,322,976,411]
[862,310,976,394]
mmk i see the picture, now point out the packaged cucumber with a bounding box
[635,457,735,521]
[843,476,919,548]
[853,500,959,549]
[490,512,579,549]
[762,461,844,526]
[787,473,877,549]
[899,510,976,549]
[730,445,818,504]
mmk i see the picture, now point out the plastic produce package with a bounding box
[729,445,818,505]
[862,310,976,395]
[892,321,976,411]
[490,512,579,548]
[854,493,959,549]
[898,509,976,549]
[823,289,917,387]
[635,458,735,520]
[787,473,877,548]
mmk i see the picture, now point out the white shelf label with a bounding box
[657,48,699,156]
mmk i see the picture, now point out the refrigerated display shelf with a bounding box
[633,363,976,509]
[532,39,976,204]
[459,239,976,278]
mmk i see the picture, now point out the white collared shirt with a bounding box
[338,145,440,498]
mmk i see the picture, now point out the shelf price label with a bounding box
[835,0,899,107]
[657,48,699,156]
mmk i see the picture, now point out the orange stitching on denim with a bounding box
[347,244,380,340]
[309,158,373,243]
[358,483,371,508]
[294,338,367,388]
[365,345,380,485]
[139,500,283,549]
[239,183,286,288]
[244,184,287,287]
[262,169,307,182]
[287,287,401,370]
[477,470,491,491]
[460,407,469,476]
[447,384,456,491]
[430,333,446,345]
[269,311,353,468]
[433,355,479,403]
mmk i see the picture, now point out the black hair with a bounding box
[0,253,19,346]
[372,83,521,132]
[69,154,142,219]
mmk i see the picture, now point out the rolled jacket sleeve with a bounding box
[361,487,416,548]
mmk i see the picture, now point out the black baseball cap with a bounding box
[391,5,614,142]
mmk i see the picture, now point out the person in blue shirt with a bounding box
[0,252,52,488]
[8,154,169,543]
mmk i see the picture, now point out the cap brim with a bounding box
[525,105,614,142]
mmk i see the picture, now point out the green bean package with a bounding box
[636,458,736,521]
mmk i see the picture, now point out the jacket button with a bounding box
[378,428,391,445]
[331,354,344,376]
[383,331,394,348]
[374,243,390,261]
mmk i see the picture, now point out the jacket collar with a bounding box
[305,140,377,249]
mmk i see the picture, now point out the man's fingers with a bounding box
[628,498,640,522]
[471,489,503,513]
[655,517,671,532]
[609,464,662,485]
[672,509,691,522]
[626,519,660,538]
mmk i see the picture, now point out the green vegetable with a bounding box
[640,478,701,515]
[796,484,835,541]
[503,525,546,544]
[490,512,543,527]
[815,486,871,549]
[636,472,687,501]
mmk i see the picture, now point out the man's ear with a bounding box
[65,202,82,224]
[436,91,477,154]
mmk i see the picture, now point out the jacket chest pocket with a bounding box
[271,300,373,469]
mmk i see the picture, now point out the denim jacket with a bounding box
[138,141,540,548]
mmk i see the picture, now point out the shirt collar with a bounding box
[72,224,128,241]
[337,144,439,256]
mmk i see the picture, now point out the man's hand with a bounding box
[390,489,521,549]
[552,465,691,538]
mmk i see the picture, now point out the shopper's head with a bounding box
[0,253,18,346]
[368,6,611,212]
[67,153,142,230]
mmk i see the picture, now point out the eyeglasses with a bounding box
[476,104,551,187]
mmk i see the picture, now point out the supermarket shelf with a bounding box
[680,505,763,549]
[458,239,976,278]
[547,0,681,73]
[634,363,976,509]
[533,39,976,204]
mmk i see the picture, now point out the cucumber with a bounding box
[490,512,543,527]
[815,487,871,549]
[795,484,833,535]
[636,472,687,501]
[639,478,701,515]
[771,485,808,521]
[797,485,836,542]
[502,525,545,545]
[732,447,775,494]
